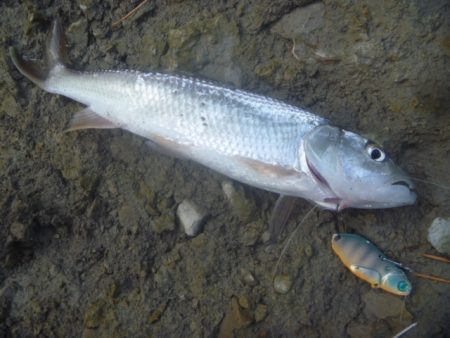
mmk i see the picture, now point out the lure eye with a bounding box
[397,280,409,292]
[366,143,386,162]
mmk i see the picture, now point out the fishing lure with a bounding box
[331,233,412,296]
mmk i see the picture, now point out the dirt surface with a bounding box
[1,1,449,337]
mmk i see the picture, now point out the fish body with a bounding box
[10,19,416,215]
[51,68,333,202]
[331,233,412,296]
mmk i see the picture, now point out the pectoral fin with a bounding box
[268,195,297,243]
[65,107,118,132]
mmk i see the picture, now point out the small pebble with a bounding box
[254,304,268,322]
[428,217,450,254]
[273,275,293,294]
[239,221,264,246]
[238,295,251,309]
[260,230,271,243]
[176,199,208,237]
[242,270,258,286]
[304,243,313,257]
[221,181,257,222]
[9,222,27,241]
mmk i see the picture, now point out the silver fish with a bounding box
[10,19,416,234]
[331,233,412,296]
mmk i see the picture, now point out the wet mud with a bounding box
[1,1,449,337]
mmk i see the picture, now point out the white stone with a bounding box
[428,217,450,254]
[273,275,293,294]
[221,181,235,201]
[176,199,208,237]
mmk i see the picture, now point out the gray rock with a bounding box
[221,181,257,222]
[67,18,88,50]
[254,303,268,323]
[428,217,450,254]
[362,291,409,319]
[176,199,208,237]
[118,204,140,229]
[151,212,176,234]
[271,3,325,40]
[239,220,265,246]
[346,323,372,338]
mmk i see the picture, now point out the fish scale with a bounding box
[53,69,326,166]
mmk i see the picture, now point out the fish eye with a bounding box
[366,143,386,162]
[397,280,409,292]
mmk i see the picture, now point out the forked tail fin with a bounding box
[9,17,68,89]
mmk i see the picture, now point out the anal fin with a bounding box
[268,195,297,243]
[65,107,118,132]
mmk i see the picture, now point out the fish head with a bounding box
[304,125,416,210]
[381,270,412,296]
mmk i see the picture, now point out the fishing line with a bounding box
[392,322,418,338]
[272,206,317,280]
[399,293,413,325]
[410,177,450,191]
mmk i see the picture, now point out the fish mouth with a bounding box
[306,157,331,189]
[391,180,416,194]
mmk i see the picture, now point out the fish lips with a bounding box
[391,180,417,200]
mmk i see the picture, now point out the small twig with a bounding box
[413,272,450,284]
[112,0,149,28]
[291,39,301,61]
[422,253,450,264]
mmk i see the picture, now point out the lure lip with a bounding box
[331,233,341,242]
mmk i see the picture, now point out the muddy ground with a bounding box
[1,0,449,337]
